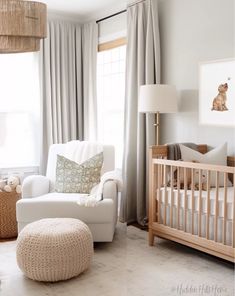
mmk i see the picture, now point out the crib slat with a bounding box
[163,165,167,225]
[177,167,180,229]
[170,166,173,228]
[158,164,161,223]
[214,171,219,242]
[206,171,211,240]
[198,169,202,237]
[183,168,187,232]
[191,168,195,235]
[223,173,227,245]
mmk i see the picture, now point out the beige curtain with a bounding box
[82,23,98,141]
[39,20,98,173]
[120,0,160,225]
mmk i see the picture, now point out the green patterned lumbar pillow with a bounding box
[55,152,103,194]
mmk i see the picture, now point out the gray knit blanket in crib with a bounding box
[167,143,198,160]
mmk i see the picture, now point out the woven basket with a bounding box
[0,191,21,238]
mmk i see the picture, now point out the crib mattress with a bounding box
[156,187,234,246]
[157,187,234,219]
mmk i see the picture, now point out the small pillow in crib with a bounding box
[179,143,232,187]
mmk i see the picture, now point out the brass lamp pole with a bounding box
[154,112,160,146]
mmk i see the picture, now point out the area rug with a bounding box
[0,223,233,296]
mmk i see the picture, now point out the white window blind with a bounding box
[97,45,126,169]
[0,53,40,169]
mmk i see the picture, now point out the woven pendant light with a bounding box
[0,0,47,53]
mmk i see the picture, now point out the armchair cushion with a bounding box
[55,152,103,194]
[17,193,115,224]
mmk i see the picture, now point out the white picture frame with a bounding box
[199,58,235,127]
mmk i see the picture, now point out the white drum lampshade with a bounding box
[139,84,178,145]
[0,0,47,53]
[139,84,177,114]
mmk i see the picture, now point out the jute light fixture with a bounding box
[0,0,47,53]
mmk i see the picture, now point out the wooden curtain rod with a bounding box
[96,0,146,23]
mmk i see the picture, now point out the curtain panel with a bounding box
[39,20,98,173]
[82,23,98,142]
[120,0,160,225]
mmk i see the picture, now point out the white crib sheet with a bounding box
[156,187,234,246]
[157,187,234,219]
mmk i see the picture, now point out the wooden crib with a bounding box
[148,144,235,262]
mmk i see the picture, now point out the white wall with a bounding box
[158,0,235,155]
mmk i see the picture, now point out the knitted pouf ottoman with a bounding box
[16,218,93,282]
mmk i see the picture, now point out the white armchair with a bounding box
[16,142,121,242]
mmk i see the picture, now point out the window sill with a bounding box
[0,166,39,179]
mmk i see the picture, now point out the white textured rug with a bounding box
[0,224,234,296]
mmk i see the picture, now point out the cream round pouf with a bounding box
[16,218,93,282]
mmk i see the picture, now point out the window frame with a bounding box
[97,38,127,169]
[98,37,127,52]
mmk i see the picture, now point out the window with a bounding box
[97,42,126,168]
[0,53,40,169]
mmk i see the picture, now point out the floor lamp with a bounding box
[139,84,178,145]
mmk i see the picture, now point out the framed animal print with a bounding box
[199,58,235,127]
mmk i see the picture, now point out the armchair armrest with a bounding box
[101,169,123,192]
[102,180,118,200]
[90,169,123,201]
[22,175,50,198]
